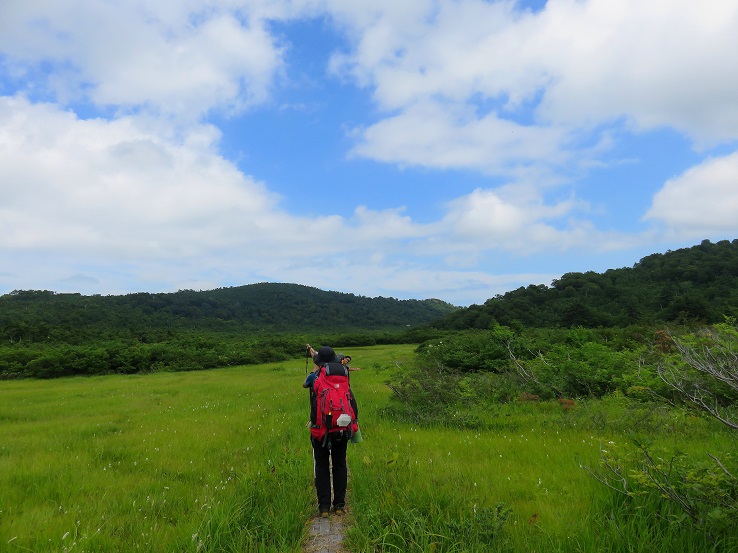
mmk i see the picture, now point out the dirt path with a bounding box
[303,513,348,553]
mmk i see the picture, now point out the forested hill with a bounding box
[0,283,457,341]
[435,239,738,330]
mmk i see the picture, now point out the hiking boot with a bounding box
[320,510,330,518]
[334,506,345,516]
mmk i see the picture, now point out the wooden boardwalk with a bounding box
[303,513,348,553]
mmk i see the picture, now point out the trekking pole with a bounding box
[305,345,310,376]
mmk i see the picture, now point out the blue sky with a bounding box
[1,1,738,306]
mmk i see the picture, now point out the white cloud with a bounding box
[536,0,738,143]
[351,101,575,177]
[329,0,738,172]
[0,94,630,286]
[2,0,735,305]
[0,95,287,256]
[644,151,738,237]
[426,185,645,260]
[0,1,286,116]
[0,94,599,303]
[351,205,427,242]
[0,97,434,274]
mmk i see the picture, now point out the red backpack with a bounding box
[309,361,358,445]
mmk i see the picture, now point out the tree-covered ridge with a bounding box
[436,239,738,330]
[0,282,457,342]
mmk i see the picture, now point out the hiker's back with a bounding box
[310,361,358,445]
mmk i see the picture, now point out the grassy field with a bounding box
[1,343,735,552]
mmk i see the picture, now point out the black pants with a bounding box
[312,434,348,512]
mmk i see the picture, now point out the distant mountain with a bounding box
[0,282,458,341]
[432,239,738,330]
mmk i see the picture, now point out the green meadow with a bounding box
[1,344,735,552]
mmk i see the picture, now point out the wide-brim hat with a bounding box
[313,345,337,366]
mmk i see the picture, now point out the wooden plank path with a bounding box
[303,514,348,553]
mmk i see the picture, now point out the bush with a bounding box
[383,360,522,428]
[416,326,514,373]
[592,441,738,544]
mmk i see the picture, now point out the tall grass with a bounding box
[1,363,319,551]
[2,343,736,552]
[346,367,737,552]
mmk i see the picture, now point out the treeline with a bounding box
[4,238,738,379]
[0,327,443,380]
[0,282,457,344]
[0,283,455,379]
[434,239,738,330]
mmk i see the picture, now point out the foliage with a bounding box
[397,326,663,410]
[5,238,738,381]
[657,320,738,428]
[577,322,738,549]
[0,333,302,379]
[510,335,651,400]
[383,361,520,428]
[0,283,457,343]
[590,440,737,546]
[433,238,738,330]
[390,319,738,548]
[415,325,514,373]
[3,344,737,551]
[0,329,447,379]
[0,283,454,379]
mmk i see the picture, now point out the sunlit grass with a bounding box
[1,343,735,552]
[1,365,313,551]
[348,364,736,552]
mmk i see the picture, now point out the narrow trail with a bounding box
[303,513,349,553]
[303,461,352,553]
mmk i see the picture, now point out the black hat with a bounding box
[313,345,337,366]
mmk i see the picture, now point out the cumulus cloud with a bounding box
[0,0,286,116]
[0,97,446,287]
[644,151,738,237]
[0,96,416,262]
[2,0,737,305]
[330,0,738,170]
[436,186,632,257]
[0,95,590,300]
[329,0,542,110]
[536,0,738,143]
[351,101,571,176]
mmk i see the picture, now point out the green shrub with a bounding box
[416,326,514,373]
[594,441,738,544]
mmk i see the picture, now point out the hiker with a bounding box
[303,344,359,517]
[305,346,359,378]
[303,344,322,388]
[339,353,361,371]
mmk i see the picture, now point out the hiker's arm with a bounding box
[303,370,318,388]
[306,344,317,358]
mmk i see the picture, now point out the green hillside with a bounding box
[0,283,456,379]
[4,238,738,379]
[434,239,738,330]
[0,282,457,343]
